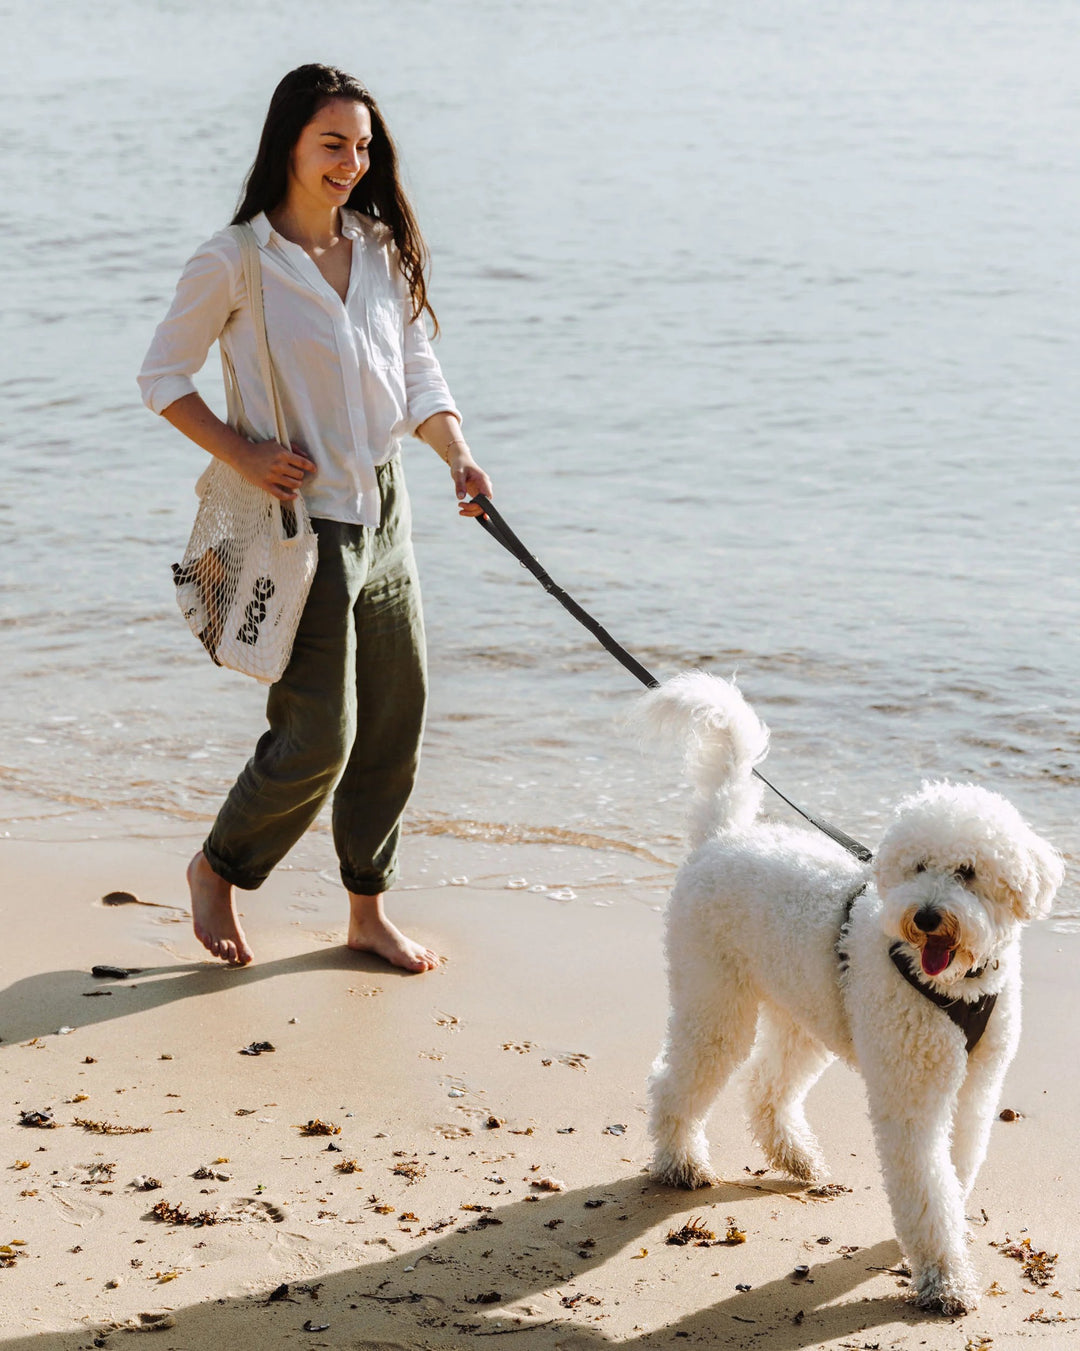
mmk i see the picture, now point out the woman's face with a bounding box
[287,97,372,213]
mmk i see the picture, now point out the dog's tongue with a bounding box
[921,935,953,977]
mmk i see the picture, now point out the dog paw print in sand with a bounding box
[499,1042,591,1071]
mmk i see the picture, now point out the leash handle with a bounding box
[469,493,873,864]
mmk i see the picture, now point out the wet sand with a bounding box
[1,831,1078,1350]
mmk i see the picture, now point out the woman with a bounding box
[138,64,492,973]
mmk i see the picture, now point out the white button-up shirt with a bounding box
[138,210,459,526]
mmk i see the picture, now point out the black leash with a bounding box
[470,494,873,864]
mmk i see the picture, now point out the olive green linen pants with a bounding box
[203,457,426,894]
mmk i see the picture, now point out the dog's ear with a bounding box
[1008,830,1065,921]
[871,839,912,896]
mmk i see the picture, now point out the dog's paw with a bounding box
[649,1154,719,1191]
[767,1145,824,1184]
[911,1270,979,1317]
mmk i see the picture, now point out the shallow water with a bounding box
[2,1,1077,887]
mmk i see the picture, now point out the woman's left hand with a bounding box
[447,445,494,517]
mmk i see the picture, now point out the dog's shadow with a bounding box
[0,946,401,1047]
[0,1167,939,1350]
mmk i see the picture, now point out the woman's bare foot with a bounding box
[347,892,439,973]
[186,852,254,966]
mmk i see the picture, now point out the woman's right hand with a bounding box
[234,439,317,502]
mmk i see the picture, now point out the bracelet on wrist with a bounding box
[443,438,471,461]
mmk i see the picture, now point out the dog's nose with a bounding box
[913,907,941,933]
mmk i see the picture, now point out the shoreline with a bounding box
[1,830,1078,1349]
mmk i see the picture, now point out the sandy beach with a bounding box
[4,2,1080,1347]
[2,826,1078,1351]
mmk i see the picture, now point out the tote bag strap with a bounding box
[226,221,290,447]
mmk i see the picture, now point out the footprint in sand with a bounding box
[268,1229,337,1273]
[226,1197,286,1223]
[49,1191,104,1226]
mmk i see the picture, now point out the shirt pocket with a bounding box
[364,296,406,370]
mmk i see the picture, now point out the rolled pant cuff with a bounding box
[202,838,269,892]
[341,866,397,896]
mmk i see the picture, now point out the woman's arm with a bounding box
[416,411,493,517]
[140,237,316,503]
[162,393,315,503]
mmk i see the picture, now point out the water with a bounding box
[1,1,1077,889]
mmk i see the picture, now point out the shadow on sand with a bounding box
[0,947,413,1049]
[0,1166,936,1350]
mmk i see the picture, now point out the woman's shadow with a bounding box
[0,946,403,1047]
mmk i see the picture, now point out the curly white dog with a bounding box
[640,672,1063,1316]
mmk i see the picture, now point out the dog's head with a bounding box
[874,781,1063,984]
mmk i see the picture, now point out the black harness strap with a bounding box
[836,882,867,971]
[470,494,873,864]
[888,944,998,1054]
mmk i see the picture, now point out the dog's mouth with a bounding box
[920,934,955,977]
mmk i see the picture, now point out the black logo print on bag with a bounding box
[236,577,276,645]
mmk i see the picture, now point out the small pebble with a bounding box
[450,877,468,886]
[793,1265,810,1279]
[505,878,528,890]
[548,888,576,902]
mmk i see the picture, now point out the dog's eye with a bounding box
[954,864,976,884]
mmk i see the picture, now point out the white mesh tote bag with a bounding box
[172,222,318,684]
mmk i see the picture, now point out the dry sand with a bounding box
[1,828,1078,1351]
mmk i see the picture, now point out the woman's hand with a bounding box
[414,412,493,516]
[161,395,317,503]
[234,439,317,502]
[445,443,493,517]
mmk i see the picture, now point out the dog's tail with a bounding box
[633,672,769,848]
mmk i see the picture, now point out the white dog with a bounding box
[639,673,1063,1316]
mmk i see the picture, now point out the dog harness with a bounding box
[837,886,997,1054]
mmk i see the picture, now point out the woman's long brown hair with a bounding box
[233,64,438,333]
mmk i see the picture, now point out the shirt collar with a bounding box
[250,212,273,247]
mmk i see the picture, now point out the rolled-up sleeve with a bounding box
[137,239,239,415]
[402,309,461,435]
